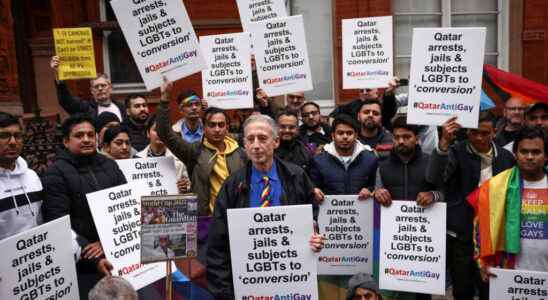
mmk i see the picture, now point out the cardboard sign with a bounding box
[53,27,97,80]
[342,16,393,89]
[251,15,313,96]
[379,201,447,295]
[110,0,206,90]
[201,33,254,109]
[116,157,178,196]
[227,205,318,300]
[407,27,486,128]
[317,195,374,275]
[236,0,288,33]
[0,216,79,300]
[86,182,171,290]
[489,268,548,300]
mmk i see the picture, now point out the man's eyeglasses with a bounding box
[0,132,23,141]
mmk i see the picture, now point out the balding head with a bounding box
[504,96,526,129]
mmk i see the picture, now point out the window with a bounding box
[394,0,508,89]
[100,0,145,94]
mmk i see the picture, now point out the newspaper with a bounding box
[140,194,198,263]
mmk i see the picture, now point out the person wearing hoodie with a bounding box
[374,115,442,300]
[275,109,312,170]
[308,114,377,300]
[41,113,126,298]
[0,112,43,240]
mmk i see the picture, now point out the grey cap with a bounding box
[346,273,379,300]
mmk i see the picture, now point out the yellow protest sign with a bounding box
[53,27,97,80]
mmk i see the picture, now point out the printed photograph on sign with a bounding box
[317,195,374,275]
[109,0,206,90]
[141,194,198,263]
[250,15,313,96]
[53,27,97,80]
[379,201,447,295]
[407,27,486,128]
[200,32,254,109]
[342,16,393,89]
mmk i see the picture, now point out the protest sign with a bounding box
[116,157,178,196]
[110,0,206,91]
[251,15,313,96]
[407,27,486,128]
[141,194,198,263]
[317,195,374,275]
[53,27,96,80]
[0,216,79,300]
[227,205,318,300]
[200,33,253,109]
[86,182,171,290]
[236,0,288,33]
[489,268,548,300]
[342,16,393,89]
[379,201,446,295]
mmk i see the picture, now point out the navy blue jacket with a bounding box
[308,145,378,194]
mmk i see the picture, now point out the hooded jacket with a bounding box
[122,117,149,152]
[309,141,377,194]
[156,101,247,216]
[0,157,43,240]
[41,148,127,243]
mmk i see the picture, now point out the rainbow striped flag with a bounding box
[467,167,522,267]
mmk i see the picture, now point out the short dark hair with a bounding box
[145,114,156,133]
[103,125,129,145]
[478,110,496,127]
[62,113,95,138]
[0,112,21,129]
[301,101,320,113]
[526,102,548,116]
[512,126,547,154]
[124,94,146,107]
[276,109,299,122]
[391,115,420,136]
[358,99,383,116]
[176,90,199,105]
[203,107,229,124]
[332,114,359,133]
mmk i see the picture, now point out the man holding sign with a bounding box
[206,114,324,299]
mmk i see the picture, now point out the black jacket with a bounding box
[122,118,149,152]
[299,123,332,148]
[378,147,440,201]
[55,80,127,121]
[41,148,127,243]
[206,158,316,300]
[275,138,312,170]
[426,141,515,241]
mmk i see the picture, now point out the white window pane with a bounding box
[291,0,333,99]
[451,0,497,12]
[395,15,442,55]
[451,14,497,53]
[394,0,441,13]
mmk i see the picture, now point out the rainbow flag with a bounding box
[483,64,548,108]
[467,167,522,266]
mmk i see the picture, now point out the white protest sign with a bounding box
[116,157,178,196]
[342,16,393,89]
[236,0,288,33]
[227,205,318,300]
[86,182,171,290]
[407,27,485,128]
[317,195,374,275]
[379,201,446,295]
[489,268,548,300]
[0,216,79,300]
[251,15,313,96]
[110,0,206,91]
[200,33,253,109]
